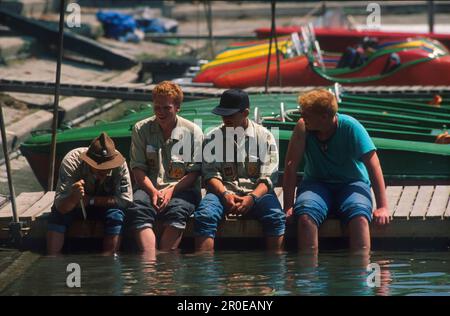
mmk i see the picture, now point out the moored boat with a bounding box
[194,32,450,88]
[20,90,450,189]
[254,26,450,51]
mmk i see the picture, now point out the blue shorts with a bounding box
[194,191,285,238]
[293,180,373,227]
[126,189,201,231]
[47,206,125,235]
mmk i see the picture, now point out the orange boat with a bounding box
[194,32,450,88]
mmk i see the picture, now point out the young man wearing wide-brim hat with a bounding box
[194,89,285,252]
[47,132,133,255]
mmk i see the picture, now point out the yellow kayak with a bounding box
[202,40,292,71]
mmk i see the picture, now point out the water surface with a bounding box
[1,250,449,296]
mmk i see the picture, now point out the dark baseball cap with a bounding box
[212,89,250,116]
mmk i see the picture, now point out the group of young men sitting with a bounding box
[46,81,390,256]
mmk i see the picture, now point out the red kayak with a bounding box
[207,38,450,88]
[254,27,450,51]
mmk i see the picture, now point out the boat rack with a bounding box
[1,79,450,101]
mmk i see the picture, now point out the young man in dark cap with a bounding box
[47,132,133,255]
[194,89,285,252]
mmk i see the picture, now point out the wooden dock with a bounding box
[0,186,449,247]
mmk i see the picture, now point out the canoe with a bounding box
[20,92,450,189]
[195,35,450,88]
[206,37,292,69]
[254,27,450,51]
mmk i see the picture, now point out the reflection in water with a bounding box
[0,251,449,296]
[220,252,287,296]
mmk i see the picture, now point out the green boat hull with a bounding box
[20,93,450,188]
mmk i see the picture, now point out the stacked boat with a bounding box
[20,87,450,189]
[253,26,450,51]
[192,26,450,88]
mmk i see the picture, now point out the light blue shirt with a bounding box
[303,113,376,185]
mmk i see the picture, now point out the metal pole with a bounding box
[322,1,327,16]
[428,0,435,34]
[0,103,23,247]
[47,0,65,192]
[204,1,215,59]
[264,1,276,93]
[272,1,282,87]
[0,105,18,223]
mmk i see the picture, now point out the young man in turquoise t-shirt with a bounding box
[283,89,390,253]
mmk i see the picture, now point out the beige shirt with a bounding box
[54,147,133,210]
[130,115,203,192]
[202,120,279,195]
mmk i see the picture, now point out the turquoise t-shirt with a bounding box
[303,113,376,185]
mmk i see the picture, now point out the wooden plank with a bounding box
[410,186,434,219]
[369,219,450,238]
[393,186,418,219]
[0,192,45,218]
[445,195,450,218]
[20,191,55,220]
[15,217,450,240]
[0,195,7,208]
[318,219,344,238]
[182,217,450,239]
[427,186,450,218]
[67,220,104,238]
[386,186,402,217]
[216,220,263,238]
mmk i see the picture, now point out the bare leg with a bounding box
[160,226,183,251]
[141,249,157,263]
[195,236,214,252]
[102,235,121,255]
[297,215,319,254]
[135,227,156,253]
[266,235,284,252]
[47,231,65,256]
[297,252,318,269]
[348,216,371,254]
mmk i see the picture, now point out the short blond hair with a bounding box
[298,89,338,116]
[152,81,184,106]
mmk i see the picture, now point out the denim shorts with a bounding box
[47,205,125,235]
[293,180,373,227]
[126,189,201,231]
[194,191,286,238]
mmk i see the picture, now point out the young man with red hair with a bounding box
[283,89,390,254]
[127,81,203,254]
